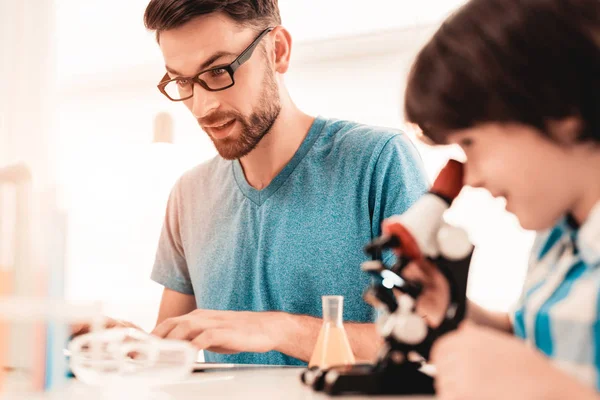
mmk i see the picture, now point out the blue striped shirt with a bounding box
[512,201,600,390]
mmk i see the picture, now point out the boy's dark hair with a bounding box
[144,0,281,42]
[405,0,600,144]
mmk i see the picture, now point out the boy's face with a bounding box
[447,123,578,231]
[158,13,281,160]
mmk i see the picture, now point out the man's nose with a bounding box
[190,83,219,119]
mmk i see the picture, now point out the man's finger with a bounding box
[70,323,90,337]
[191,329,239,353]
[105,319,120,329]
[165,318,227,341]
[191,329,222,350]
[70,317,139,338]
[151,318,180,338]
[165,322,196,341]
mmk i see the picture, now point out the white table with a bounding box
[18,367,435,399]
[151,368,434,399]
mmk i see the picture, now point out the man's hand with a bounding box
[71,317,143,338]
[151,309,283,354]
[151,308,380,362]
[431,322,595,400]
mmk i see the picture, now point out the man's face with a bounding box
[159,14,281,160]
[447,123,578,231]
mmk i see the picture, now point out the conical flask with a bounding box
[308,296,355,368]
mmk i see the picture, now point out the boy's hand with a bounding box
[431,322,565,400]
[400,258,450,328]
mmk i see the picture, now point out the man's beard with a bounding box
[206,69,281,161]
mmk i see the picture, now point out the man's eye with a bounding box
[209,68,227,77]
[176,78,191,87]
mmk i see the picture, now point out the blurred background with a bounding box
[0,0,534,332]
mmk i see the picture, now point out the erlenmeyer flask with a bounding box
[308,296,355,369]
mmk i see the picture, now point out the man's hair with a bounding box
[144,0,281,41]
[404,0,600,144]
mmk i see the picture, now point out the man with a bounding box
[143,0,428,366]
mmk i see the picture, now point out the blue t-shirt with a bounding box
[151,116,429,365]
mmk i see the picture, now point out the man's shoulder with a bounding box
[319,117,418,163]
[323,117,402,143]
[175,155,231,192]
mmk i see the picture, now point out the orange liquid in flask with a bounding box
[308,296,355,369]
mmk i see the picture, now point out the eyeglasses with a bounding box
[157,27,274,102]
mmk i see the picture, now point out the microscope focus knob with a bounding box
[437,224,473,261]
[392,313,428,345]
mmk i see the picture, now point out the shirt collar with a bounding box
[577,201,600,266]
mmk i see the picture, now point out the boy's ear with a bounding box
[547,116,583,144]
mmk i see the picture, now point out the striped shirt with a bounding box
[512,201,600,390]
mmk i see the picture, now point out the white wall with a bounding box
[0,0,57,187]
[56,91,209,329]
[0,1,64,305]
[54,0,467,82]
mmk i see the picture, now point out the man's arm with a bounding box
[274,313,381,363]
[152,309,382,363]
[156,287,197,326]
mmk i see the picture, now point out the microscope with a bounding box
[302,160,473,395]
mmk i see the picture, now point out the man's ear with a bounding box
[547,116,583,144]
[271,26,292,74]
